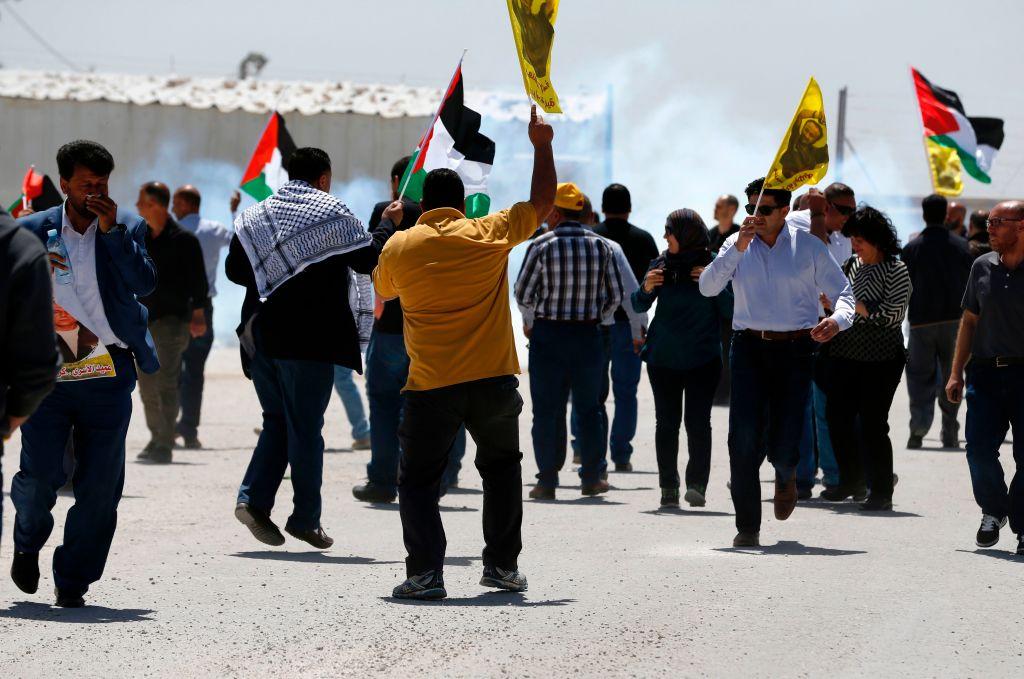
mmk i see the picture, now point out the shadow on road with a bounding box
[230,551,401,565]
[955,548,1024,562]
[444,487,484,496]
[0,601,154,623]
[642,507,733,518]
[714,540,866,556]
[790,500,922,518]
[443,555,482,567]
[529,496,626,506]
[383,592,574,608]
[364,504,478,513]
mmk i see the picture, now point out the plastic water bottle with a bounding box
[46,229,73,286]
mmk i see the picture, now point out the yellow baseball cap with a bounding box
[554,182,585,211]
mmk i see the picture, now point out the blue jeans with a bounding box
[529,320,607,487]
[333,366,370,441]
[796,393,816,491]
[813,380,839,486]
[570,326,611,458]
[728,333,816,533]
[238,352,334,532]
[608,319,642,463]
[364,331,464,493]
[12,350,137,596]
[965,364,1024,534]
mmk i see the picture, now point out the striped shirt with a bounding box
[828,257,912,362]
[515,223,624,324]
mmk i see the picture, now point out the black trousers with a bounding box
[825,356,905,498]
[647,359,721,490]
[398,375,524,576]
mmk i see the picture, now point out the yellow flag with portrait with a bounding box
[926,137,964,197]
[506,0,562,113]
[765,77,829,191]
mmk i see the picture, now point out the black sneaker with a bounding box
[614,462,633,472]
[392,571,446,600]
[137,441,156,461]
[661,488,680,507]
[11,551,39,594]
[55,587,85,608]
[480,566,528,592]
[907,435,923,449]
[976,514,1007,548]
[733,531,760,548]
[234,502,286,546]
[941,430,960,449]
[860,495,893,511]
[352,482,397,503]
[820,485,865,502]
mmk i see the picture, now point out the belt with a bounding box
[535,318,600,326]
[971,356,1024,368]
[740,328,813,341]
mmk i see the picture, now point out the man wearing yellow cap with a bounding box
[515,182,626,500]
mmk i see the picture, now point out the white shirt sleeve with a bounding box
[815,242,856,330]
[699,233,743,297]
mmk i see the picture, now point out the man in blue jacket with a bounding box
[11,140,158,608]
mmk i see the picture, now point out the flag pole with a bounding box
[398,50,468,202]
[22,164,34,212]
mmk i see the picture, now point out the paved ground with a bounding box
[1,347,1021,678]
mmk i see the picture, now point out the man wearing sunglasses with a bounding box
[699,177,856,547]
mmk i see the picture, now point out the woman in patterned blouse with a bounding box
[820,206,912,510]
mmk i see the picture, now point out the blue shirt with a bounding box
[698,225,856,332]
[178,212,232,297]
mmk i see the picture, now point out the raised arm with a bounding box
[528,105,556,224]
[698,231,746,296]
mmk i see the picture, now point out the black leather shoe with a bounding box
[614,462,633,472]
[351,482,397,503]
[733,531,760,548]
[906,434,923,449]
[176,435,202,450]
[234,502,285,546]
[285,525,334,549]
[55,587,85,608]
[141,445,172,464]
[860,495,894,511]
[11,551,39,594]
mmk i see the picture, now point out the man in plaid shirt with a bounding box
[515,182,625,500]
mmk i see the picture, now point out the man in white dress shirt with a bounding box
[699,177,856,547]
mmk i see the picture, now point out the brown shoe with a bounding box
[733,531,760,548]
[774,475,798,521]
[581,479,610,496]
[529,485,555,501]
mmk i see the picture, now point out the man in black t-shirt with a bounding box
[946,201,1024,555]
[351,157,466,503]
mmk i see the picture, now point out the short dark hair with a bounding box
[581,194,594,222]
[922,194,948,225]
[286,147,332,185]
[421,168,464,212]
[824,182,855,202]
[141,181,171,207]
[175,186,201,210]
[602,183,631,214]
[391,155,412,182]
[559,208,584,221]
[721,194,739,209]
[56,140,114,180]
[969,210,989,232]
[792,193,807,210]
[744,177,791,209]
[842,205,901,259]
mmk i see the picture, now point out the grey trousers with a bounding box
[906,321,961,439]
[138,317,191,449]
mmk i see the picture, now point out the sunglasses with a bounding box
[744,203,784,216]
[830,202,856,217]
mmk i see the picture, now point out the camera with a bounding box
[661,260,686,285]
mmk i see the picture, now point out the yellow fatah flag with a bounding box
[506,0,562,113]
[765,77,829,191]
[926,137,964,197]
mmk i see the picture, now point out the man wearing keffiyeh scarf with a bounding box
[225,147,398,551]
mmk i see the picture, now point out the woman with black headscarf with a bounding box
[632,209,733,508]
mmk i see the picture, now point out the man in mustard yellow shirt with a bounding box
[373,106,555,600]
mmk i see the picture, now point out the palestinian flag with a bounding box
[398,61,495,218]
[240,112,297,201]
[912,68,1005,184]
[7,166,62,217]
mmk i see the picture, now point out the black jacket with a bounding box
[369,199,422,335]
[901,224,973,326]
[139,218,209,322]
[226,217,396,374]
[595,218,659,321]
[0,209,59,432]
